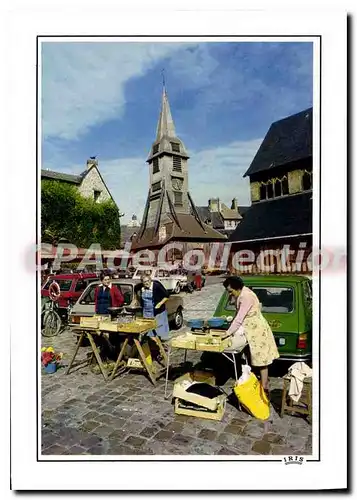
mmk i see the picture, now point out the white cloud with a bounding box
[83,138,263,224]
[41,42,191,140]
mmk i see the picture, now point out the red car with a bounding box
[41,273,99,309]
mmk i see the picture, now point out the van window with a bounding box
[75,280,88,292]
[225,286,295,313]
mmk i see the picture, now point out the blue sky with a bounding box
[42,41,313,224]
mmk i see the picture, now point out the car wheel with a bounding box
[172,308,183,330]
[174,282,181,294]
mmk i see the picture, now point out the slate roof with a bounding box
[229,192,312,243]
[41,169,82,184]
[244,108,312,177]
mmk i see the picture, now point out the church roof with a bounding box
[229,192,312,243]
[244,107,312,178]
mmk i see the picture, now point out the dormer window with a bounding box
[153,157,159,174]
[171,142,180,153]
[94,190,101,202]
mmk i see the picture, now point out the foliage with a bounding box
[41,180,121,249]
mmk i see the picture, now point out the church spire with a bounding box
[155,82,176,140]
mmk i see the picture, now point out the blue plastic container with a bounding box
[188,319,205,329]
[207,317,226,328]
[44,362,57,374]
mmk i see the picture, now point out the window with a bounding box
[173,156,182,172]
[260,184,267,200]
[174,191,183,206]
[75,280,88,292]
[153,144,159,154]
[171,142,180,152]
[43,279,73,291]
[267,183,274,199]
[152,181,161,192]
[274,179,282,197]
[282,177,289,195]
[79,283,133,305]
[94,190,101,202]
[224,286,294,313]
[302,170,312,191]
[153,157,159,174]
[251,286,294,313]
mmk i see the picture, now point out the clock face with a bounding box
[172,178,183,191]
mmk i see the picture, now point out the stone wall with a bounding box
[78,167,111,203]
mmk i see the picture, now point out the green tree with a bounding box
[41,180,121,249]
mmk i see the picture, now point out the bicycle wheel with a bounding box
[42,310,62,337]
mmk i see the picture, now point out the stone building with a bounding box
[228,107,313,274]
[197,198,250,238]
[120,214,141,248]
[132,85,226,260]
[41,157,115,204]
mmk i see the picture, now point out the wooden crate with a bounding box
[195,336,232,352]
[174,398,226,421]
[171,333,196,349]
[116,319,157,334]
[173,374,224,411]
[80,315,108,329]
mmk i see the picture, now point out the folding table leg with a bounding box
[164,347,171,399]
[109,337,129,382]
[66,332,85,375]
[134,338,157,386]
[86,333,108,382]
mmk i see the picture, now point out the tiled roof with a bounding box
[244,108,312,177]
[229,192,312,243]
[41,169,82,184]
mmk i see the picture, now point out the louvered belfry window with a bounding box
[153,144,159,154]
[171,142,180,152]
[173,156,182,172]
[174,192,183,206]
[153,157,159,174]
[152,181,161,192]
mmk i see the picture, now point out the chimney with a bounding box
[231,198,238,210]
[87,157,98,169]
[208,198,219,212]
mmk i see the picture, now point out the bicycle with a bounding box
[41,281,63,337]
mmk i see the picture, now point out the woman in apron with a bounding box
[135,273,170,341]
[223,276,279,396]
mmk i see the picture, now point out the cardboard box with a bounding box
[172,372,225,411]
[174,398,226,421]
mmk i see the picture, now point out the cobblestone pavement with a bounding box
[41,283,312,456]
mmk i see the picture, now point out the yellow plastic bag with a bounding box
[234,372,270,420]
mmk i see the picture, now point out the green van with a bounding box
[214,275,312,362]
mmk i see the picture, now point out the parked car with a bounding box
[214,275,312,362]
[68,279,184,330]
[41,272,99,310]
[132,268,187,294]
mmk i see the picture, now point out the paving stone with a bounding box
[79,420,101,432]
[67,445,88,454]
[217,446,238,455]
[125,435,147,448]
[217,432,238,447]
[164,422,184,433]
[251,440,271,455]
[224,424,245,435]
[241,421,265,439]
[233,436,255,454]
[94,424,115,438]
[42,444,68,455]
[229,417,249,427]
[180,425,201,438]
[262,433,286,445]
[198,429,218,441]
[154,430,173,441]
[170,433,192,446]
